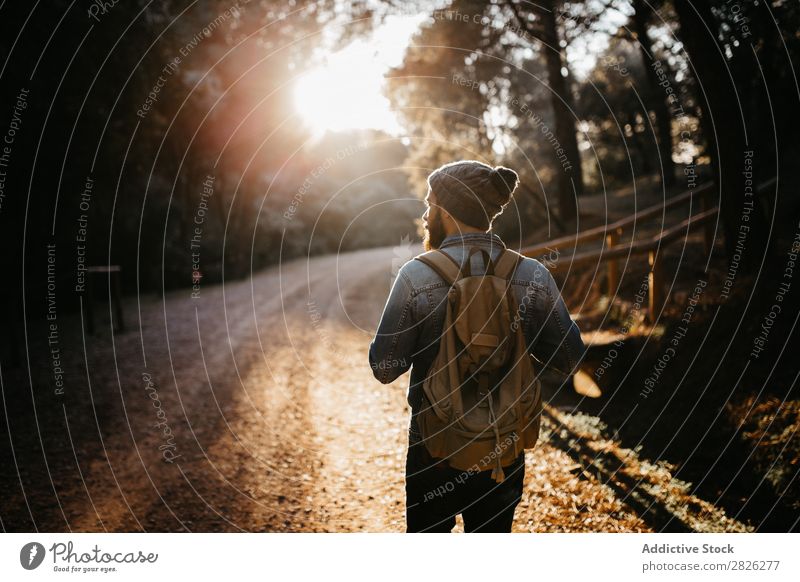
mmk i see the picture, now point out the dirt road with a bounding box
[1,246,752,532]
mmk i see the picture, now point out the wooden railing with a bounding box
[520,179,775,319]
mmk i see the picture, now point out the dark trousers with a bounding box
[405,440,525,533]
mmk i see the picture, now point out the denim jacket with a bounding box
[368,232,586,443]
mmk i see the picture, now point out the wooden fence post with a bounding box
[85,275,95,334]
[605,228,621,298]
[113,269,125,333]
[648,249,664,321]
[702,186,715,254]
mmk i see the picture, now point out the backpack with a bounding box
[414,247,542,483]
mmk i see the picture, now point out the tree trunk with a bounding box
[673,0,768,268]
[632,0,676,188]
[536,0,583,222]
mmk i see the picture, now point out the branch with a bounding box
[505,0,546,44]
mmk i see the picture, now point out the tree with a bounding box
[631,0,676,188]
[673,0,770,267]
[507,0,585,221]
[578,36,662,187]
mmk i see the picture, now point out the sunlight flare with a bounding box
[293,15,424,135]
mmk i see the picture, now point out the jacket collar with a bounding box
[439,231,506,249]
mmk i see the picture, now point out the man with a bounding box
[369,160,585,532]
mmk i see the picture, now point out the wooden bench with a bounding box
[84,265,125,333]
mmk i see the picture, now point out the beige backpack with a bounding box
[414,247,542,483]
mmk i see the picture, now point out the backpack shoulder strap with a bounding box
[414,250,462,285]
[494,248,523,280]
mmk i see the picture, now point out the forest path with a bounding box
[3,246,750,532]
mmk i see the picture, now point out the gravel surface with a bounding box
[0,246,752,532]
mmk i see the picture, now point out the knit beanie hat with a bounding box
[427,160,519,230]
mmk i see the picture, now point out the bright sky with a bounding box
[294,15,426,135]
[567,4,631,78]
[293,7,621,136]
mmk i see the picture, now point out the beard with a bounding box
[423,209,446,251]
